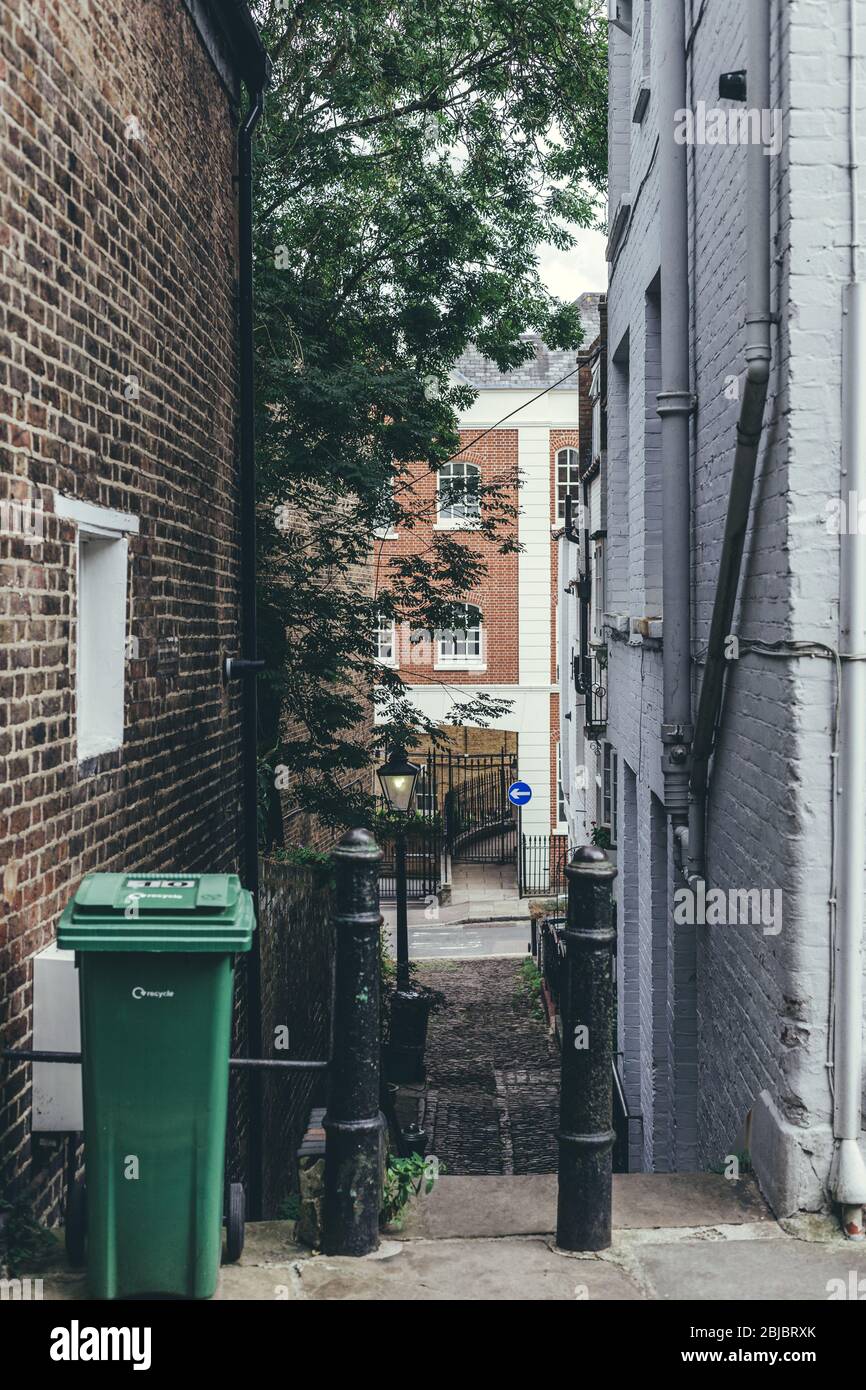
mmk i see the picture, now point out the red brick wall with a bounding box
[549,428,580,672]
[380,429,519,685]
[578,355,595,473]
[0,0,245,1215]
[380,421,579,832]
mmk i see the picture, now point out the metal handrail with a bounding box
[2,1047,329,1072]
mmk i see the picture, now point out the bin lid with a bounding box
[57,873,255,953]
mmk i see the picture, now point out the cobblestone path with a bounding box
[408,958,560,1175]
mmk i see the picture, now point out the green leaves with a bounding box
[252,0,607,834]
[380,1151,443,1228]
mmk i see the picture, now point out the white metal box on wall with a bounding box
[31,943,82,1132]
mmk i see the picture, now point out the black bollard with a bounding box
[323,828,384,1256]
[556,844,617,1252]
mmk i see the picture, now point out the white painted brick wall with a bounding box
[559,0,866,1210]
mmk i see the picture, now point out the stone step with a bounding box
[29,1174,866,1303]
[395,1171,773,1241]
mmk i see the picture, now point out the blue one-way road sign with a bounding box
[508,781,533,806]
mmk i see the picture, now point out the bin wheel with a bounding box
[224,1182,245,1264]
[65,1181,86,1269]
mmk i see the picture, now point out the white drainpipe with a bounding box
[832,0,866,1241]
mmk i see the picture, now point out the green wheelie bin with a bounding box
[57,872,255,1300]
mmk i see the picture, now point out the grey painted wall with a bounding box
[560,0,866,1213]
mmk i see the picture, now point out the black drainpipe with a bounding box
[227,72,269,1220]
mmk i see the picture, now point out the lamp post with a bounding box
[377,746,432,1084]
[377,746,420,989]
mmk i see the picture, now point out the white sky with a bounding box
[537,227,608,302]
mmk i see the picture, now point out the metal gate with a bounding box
[376,749,518,900]
[439,750,518,865]
[376,750,444,901]
[377,822,443,902]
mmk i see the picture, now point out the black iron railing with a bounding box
[375,750,443,901]
[612,1059,632,1174]
[443,751,517,864]
[535,906,634,1178]
[377,824,443,902]
[519,834,572,897]
[538,915,567,1015]
[584,644,608,736]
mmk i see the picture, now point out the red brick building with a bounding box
[376,296,601,846]
[0,0,267,1217]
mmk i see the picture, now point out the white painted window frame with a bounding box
[556,741,568,831]
[602,741,619,847]
[414,764,437,818]
[555,447,580,522]
[55,494,138,765]
[374,613,398,667]
[435,459,481,529]
[435,602,486,670]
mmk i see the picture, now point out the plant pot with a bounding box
[400,1123,427,1158]
[386,987,434,1083]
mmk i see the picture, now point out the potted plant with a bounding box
[381,956,444,1084]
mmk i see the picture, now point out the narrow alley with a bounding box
[399,959,560,1176]
[7,0,866,1345]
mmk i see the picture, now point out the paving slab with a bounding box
[20,1273,88,1301]
[24,1199,866,1302]
[461,893,529,915]
[236,1220,307,1266]
[397,1172,772,1240]
[292,1236,644,1301]
[612,1173,772,1229]
[216,1264,305,1300]
[632,1233,866,1301]
[397,1174,559,1238]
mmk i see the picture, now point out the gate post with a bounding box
[556,844,618,1251]
[323,828,383,1256]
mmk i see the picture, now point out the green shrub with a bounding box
[0,1195,58,1275]
[380,1153,443,1229]
[519,957,544,1020]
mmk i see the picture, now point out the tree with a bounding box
[252,0,607,839]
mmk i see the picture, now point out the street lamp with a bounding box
[377,746,432,1086]
[377,747,419,988]
[376,747,420,816]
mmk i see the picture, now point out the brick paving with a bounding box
[405,959,560,1175]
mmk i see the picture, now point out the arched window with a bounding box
[438,460,481,523]
[437,604,483,666]
[556,448,580,521]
